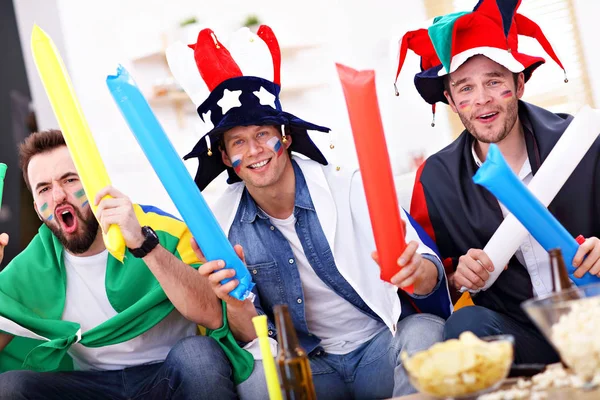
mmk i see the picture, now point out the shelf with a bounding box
[148,92,195,128]
[132,43,321,64]
[280,83,327,96]
[147,82,326,106]
[145,84,327,121]
[148,91,192,105]
[280,43,321,57]
[132,50,167,64]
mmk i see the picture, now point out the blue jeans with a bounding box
[0,336,267,400]
[309,314,444,399]
[444,306,560,364]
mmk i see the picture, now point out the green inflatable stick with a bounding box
[0,163,6,211]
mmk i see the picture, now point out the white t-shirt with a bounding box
[62,250,197,371]
[267,212,385,355]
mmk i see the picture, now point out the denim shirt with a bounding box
[228,161,444,355]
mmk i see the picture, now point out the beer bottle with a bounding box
[273,304,317,400]
[549,248,580,300]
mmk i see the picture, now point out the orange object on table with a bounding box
[336,63,411,293]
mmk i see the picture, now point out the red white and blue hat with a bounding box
[167,25,330,191]
[394,0,567,114]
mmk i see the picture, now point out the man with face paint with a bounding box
[170,25,452,398]
[0,129,267,400]
[396,0,600,364]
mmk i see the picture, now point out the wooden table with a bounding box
[392,378,600,399]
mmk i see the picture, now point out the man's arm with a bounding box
[0,235,20,351]
[94,186,222,329]
[193,240,259,342]
[409,166,502,292]
[0,332,13,353]
[563,145,600,279]
[408,164,467,302]
[372,241,439,295]
[0,233,8,266]
[408,163,438,248]
[224,297,259,343]
[140,245,222,329]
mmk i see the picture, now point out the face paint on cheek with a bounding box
[231,154,243,173]
[500,89,513,100]
[39,202,53,221]
[267,137,284,157]
[458,100,471,112]
[74,188,89,208]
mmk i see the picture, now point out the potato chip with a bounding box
[402,331,513,398]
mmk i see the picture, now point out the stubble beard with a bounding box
[45,203,99,254]
[458,99,519,144]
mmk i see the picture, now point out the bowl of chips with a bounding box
[401,332,514,399]
[522,282,600,386]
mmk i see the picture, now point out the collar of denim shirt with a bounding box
[239,159,316,224]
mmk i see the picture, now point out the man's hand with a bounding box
[0,233,8,264]
[573,237,600,278]
[372,240,439,295]
[192,240,255,309]
[94,186,143,249]
[191,239,258,341]
[451,248,498,290]
[194,241,248,306]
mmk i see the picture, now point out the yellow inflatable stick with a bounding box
[252,315,283,400]
[30,25,125,261]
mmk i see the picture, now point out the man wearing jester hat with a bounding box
[0,130,266,399]
[168,25,453,398]
[396,0,600,364]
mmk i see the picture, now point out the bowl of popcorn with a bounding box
[522,282,600,386]
[401,332,514,399]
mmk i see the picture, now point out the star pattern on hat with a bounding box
[253,86,277,109]
[217,89,242,114]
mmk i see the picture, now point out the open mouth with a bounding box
[476,112,499,122]
[247,158,271,170]
[55,205,78,234]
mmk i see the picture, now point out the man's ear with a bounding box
[516,72,525,99]
[33,201,43,221]
[444,90,458,113]
[221,148,232,167]
[283,133,292,149]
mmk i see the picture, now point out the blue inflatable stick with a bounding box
[106,65,254,300]
[473,144,599,286]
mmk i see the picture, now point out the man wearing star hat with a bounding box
[168,25,452,398]
[395,0,600,364]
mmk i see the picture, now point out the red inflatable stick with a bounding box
[336,63,411,293]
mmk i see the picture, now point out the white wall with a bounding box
[573,0,600,107]
[16,0,598,216]
[12,0,65,130]
[13,0,455,216]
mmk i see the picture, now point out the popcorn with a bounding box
[550,297,600,382]
[477,387,530,400]
[478,363,596,399]
[531,364,569,391]
[515,378,531,389]
[530,392,548,400]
